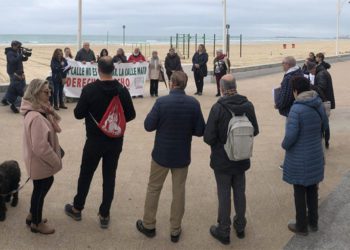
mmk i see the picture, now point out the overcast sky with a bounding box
[1,0,350,37]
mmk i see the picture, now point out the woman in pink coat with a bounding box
[20,79,62,234]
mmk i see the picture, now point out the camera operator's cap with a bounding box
[11,40,22,47]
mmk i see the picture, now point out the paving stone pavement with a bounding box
[0,61,349,250]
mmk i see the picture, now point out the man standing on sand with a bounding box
[128,47,146,98]
[275,56,303,169]
[75,42,96,64]
[64,56,135,229]
[2,40,29,113]
[136,71,205,243]
[204,74,259,245]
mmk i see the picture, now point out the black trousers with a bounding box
[150,79,159,96]
[214,172,247,236]
[293,184,318,231]
[194,72,204,93]
[53,79,64,107]
[73,137,122,217]
[325,127,330,144]
[30,176,54,225]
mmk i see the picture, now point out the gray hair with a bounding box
[284,56,296,67]
[23,79,49,109]
[220,76,237,92]
[216,49,223,53]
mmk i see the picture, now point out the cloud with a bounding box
[0,0,349,37]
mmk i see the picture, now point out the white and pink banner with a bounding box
[64,61,149,98]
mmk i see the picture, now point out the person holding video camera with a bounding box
[2,40,31,113]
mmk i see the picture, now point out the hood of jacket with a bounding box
[294,90,322,109]
[20,99,44,115]
[219,94,249,107]
[5,47,15,55]
[96,79,124,97]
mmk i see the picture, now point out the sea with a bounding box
[0,34,336,46]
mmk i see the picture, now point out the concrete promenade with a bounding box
[0,61,349,250]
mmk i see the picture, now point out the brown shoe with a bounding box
[26,214,48,226]
[31,222,55,234]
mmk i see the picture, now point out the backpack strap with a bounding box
[218,101,235,117]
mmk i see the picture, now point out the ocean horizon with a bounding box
[0,34,341,46]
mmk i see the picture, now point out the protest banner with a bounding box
[64,61,149,98]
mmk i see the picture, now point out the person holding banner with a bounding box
[64,56,135,229]
[112,48,127,63]
[128,47,146,63]
[97,48,109,62]
[148,51,163,97]
[75,42,96,64]
[128,48,146,98]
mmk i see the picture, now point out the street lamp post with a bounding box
[336,0,350,56]
[223,0,227,54]
[77,0,82,50]
[123,25,126,46]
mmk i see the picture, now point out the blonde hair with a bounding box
[23,79,49,109]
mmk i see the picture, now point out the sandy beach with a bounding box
[0,40,349,83]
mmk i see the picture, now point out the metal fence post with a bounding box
[213,34,216,56]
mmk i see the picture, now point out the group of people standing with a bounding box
[1,39,337,245]
[18,54,259,246]
[275,53,335,236]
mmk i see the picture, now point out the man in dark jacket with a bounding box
[75,42,96,63]
[64,56,135,228]
[307,62,335,148]
[275,56,304,117]
[204,74,259,245]
[136,71,205,243]
[164,48,182,80]
[2,40,29,113]
[316,53,331,70]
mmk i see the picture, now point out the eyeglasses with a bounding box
[41,89,51,95]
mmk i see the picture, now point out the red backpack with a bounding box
[90,96,126,138]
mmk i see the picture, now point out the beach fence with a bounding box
[169,34,242,59]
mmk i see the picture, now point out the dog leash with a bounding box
[0,177,30,197]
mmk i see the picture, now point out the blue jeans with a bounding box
[4,74,26,105]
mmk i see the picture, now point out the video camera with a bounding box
[20,47,32,58]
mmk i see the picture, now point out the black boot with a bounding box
[209,225,230,245]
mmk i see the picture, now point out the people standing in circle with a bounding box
[112,48,127,63]
[20,79,63,234]
[128,48,146,98]
[97,48,109,62]
[213,49,231,97]
[64,47,73,60]
[192,44,208,96]
[164,48,182,81]
[128,47,146,63]
[51,48,69,110]
[75,42,96,64]
[148,51,163,97]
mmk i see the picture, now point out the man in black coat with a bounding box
[307,62,335,148]
[2,40,29,113]
[164,48,182,80]
[136,71,205,243]
[64,56,135,228]
[204,74,259,245]
[75,42,96,64]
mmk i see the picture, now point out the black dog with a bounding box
[0,160,21,221]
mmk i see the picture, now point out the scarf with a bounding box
[41,104,62,133]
